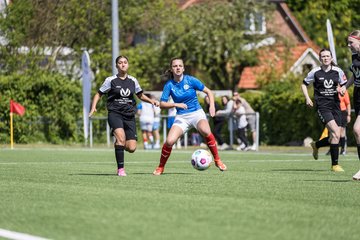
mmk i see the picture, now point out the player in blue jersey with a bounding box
[153,57,227,175]
[340,30,360,179]
[302,49,347,172]
[89,56,159,176]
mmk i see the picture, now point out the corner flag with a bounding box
[9,100,25,149]
[10,100,25,116]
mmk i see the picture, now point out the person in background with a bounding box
[302,48,347,172]
[152,94,162,149]
[153,57,227,175]
[233,92,257,150]
[233,98,250,151]
[204,95,226,149]
[89,55,159,176]
[340,30,360,180]
[215,95,234,150]
[137,94,155,149]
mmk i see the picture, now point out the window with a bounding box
[245,12,266,35]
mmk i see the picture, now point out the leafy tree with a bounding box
[160,0,273,90]
[286,0,359,71]
[0,69,82,144]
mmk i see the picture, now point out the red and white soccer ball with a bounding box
[191,149,213,171]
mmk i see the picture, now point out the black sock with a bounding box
[357,145,360,160]
[115,145,125,169]
[339,137,345,150]
[316,137,329,148]
[330,144,339,166]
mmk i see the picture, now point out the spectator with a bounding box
[137,93,155,149]
[215,95,234,150]
[204,95,226,149]
[233,92,257,150]
[233,98,250,151]
[151,94,162,149]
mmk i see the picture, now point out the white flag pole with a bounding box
[82,50,93,146]
[326,19,337,64]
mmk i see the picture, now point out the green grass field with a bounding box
[1,146,360,240]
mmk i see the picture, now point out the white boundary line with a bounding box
[0,228,49,240]
[0,158,357,165]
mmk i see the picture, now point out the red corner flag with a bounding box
[10,100,25,116]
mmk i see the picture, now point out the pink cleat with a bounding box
[117,168,127,176]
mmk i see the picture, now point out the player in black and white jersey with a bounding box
[89,56,159,176]
[340,30,360,180]
[301,48,347,172]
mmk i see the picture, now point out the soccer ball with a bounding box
[191,149,213,171]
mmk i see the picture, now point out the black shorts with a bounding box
[339,111,348,128]
[108,111,137,140]
[354,86,360,116]
[316,106,341,126]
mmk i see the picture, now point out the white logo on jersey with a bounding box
[120,88,131,97]
[324,79,333,88]
[352,65,360,78]
[184,84,189,90]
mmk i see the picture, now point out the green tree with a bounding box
[286,0,359,71]
[160,0,273,90]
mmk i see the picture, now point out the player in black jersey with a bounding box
[301,48,347,172]
[340,30,360,180]
[89,56,159,176]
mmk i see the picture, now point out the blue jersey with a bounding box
[160,75,205,115]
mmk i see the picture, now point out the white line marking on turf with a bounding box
[1,159,356,165]
[0,228,50,240]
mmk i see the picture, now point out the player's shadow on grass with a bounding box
[69,173,116,176]
[69,172,193,176]
[303,179,351,183]
[131,172,193,175]
[271,169,327,172]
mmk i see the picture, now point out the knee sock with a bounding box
[205,133,220,161]
[330,144,339,166]
[316,137,329,148]
[357,145,360,160]
[115,145,125,169]
[159,144,173,167]
[339,137,345,150]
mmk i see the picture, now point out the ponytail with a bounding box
[161,69,173,81]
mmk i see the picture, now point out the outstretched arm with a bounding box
[137,92,159,107]
[89,92,102,117]
[160,101,187,110]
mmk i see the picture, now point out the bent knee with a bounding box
[126,146,136,153]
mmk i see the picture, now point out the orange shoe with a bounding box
[214,159,227,171]
[153,166,164,176]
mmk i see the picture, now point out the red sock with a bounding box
[159,143,173,167]
[205,133,220,161]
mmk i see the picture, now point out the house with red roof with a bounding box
[179,0,320,90]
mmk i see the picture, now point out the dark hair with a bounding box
[115,55,129,64]
[319,48,337,66]
[162,57,184,81]
[221,95,230,105]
